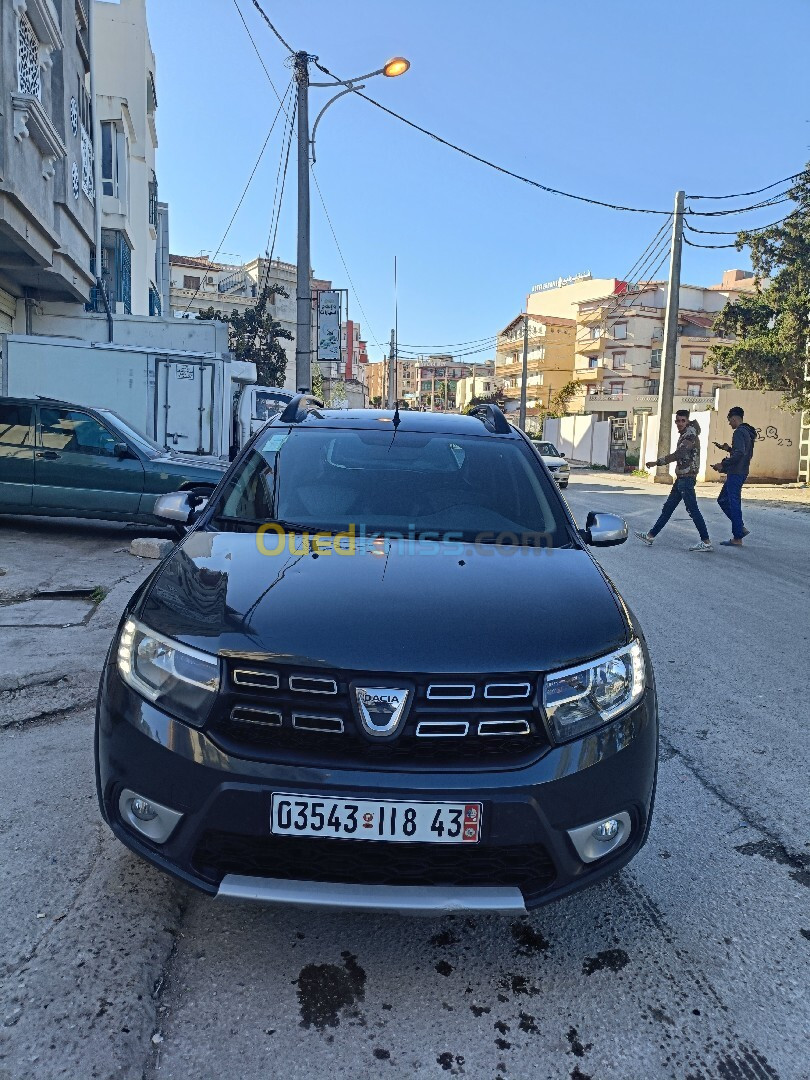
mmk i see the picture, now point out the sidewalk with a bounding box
[571,469,810,510]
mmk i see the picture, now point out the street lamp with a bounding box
[294,52,410,393]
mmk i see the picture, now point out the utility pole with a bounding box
[518,313,529,430]
[654,190,685,483]
[387,328,396,408]
[295,51,312,393]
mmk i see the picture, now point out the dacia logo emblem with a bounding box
[354,687,410,738]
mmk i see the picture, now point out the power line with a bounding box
[181,86,292,316]
[683,236,740,250]
[232,0,288,110]
[397,334,498,349]
[310,165,383,350]
[309,60,672,216]
[688,193,792,218]
[257,94,297,312]
[687,172,802,200]
[248,0,295,55]
[685,212,799,236]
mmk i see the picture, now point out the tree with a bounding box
[196,291,292,387]
[710,167,810,411]
[546,380,583,418]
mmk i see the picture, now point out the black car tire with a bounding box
[559,481,569,488]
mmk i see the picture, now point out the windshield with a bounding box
[97,410,163,458]
[534,442,561,457]
[211,426,571,546]
[253,391,290,421]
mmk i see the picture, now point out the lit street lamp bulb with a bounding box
[383,56,410,78]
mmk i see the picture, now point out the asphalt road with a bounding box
[0,481,808,1080]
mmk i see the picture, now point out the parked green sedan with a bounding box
[0,396,227,526]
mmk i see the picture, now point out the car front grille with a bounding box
[192,830,557,898]
[207,661,551,770]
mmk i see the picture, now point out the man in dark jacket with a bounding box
[635,411,713,552]
[711,406,755,547]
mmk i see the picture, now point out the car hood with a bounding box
[540,455,568,468]
[137,532,629,675]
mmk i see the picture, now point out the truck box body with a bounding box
[1,331,256,460]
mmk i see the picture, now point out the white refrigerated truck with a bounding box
[0,320,292,460]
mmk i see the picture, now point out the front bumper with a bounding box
[96,669,658,913]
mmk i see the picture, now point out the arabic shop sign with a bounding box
[531,271,592,294]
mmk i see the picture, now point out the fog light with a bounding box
[129,797,157,822]
[567,811,631,863]
[118,788,183,844]
[593,818,619,842]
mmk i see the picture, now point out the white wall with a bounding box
[543,414,610,466]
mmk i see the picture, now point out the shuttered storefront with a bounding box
[0,289,15,334]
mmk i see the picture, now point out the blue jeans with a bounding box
[718,473,745,539]
[650,476,710,542]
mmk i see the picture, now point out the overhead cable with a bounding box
[684,213,799,236]
[310,166,383,350]
[686,173,802,200]
[232,0,288,110]
[181,83,292,316]
[248,0,295,55]
[257,95,297,312]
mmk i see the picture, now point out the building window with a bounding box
[650,348,662,369]
[687,383,702,397]
[609,382,625,397]
[690,353,704,370]
[588,357,599,369]
[149,285,162,317]
[149,174,158,226]
[647,379,660,395]
[18,14,42,99]
[589,326,601,340]
[613,322,628,340]
[612,352,626,369]
[652,325,664,340]
[183,275,200,291]
[100,229,132,314]
[101,122,128,200]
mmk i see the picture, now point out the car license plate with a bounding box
[270,794,482,844]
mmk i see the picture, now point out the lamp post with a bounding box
[294,54,410,394]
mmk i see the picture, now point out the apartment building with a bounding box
[365,356,478,410]
[495,314,578,413]
[0,0,97,329]
[574,278,741,424]
[169,254,331,392]
[455,366,498,411]
[93,0,168,317]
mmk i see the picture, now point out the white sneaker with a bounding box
[635,531,654,546]
[689,541,713,552]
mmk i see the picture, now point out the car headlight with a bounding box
[117,617,220,728]
[542,640,645,743]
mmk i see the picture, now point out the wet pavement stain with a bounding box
[436,1051,465,1074]
[373,1048,391,1061]
[296,951,366,1030]
[495,1037,512,1050]
[566,1027,593,1058]
[735,838,810,888]
[800,928,810,941]
[470,1005,491,1017]
[581,949,630,975]
[435,960,454,977]
[510,920,551,955]
[570,1068,593,1080]
[498,973,540,996]
[430,929,461,948]
[518,1011,539,1034]
[494,1020,510,1035]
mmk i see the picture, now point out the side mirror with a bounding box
[560,453,566,459]
[153,490,208,524]
[580,511,628,547]
[114,442,131,459]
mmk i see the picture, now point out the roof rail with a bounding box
[279,393,325,424]
[469,403,512,434]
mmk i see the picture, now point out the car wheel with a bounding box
[559,481,569,489]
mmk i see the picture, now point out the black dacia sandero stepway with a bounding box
[96,399,658,914]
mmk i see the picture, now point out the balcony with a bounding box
[583,392,716,414]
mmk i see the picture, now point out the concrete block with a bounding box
[130,537,174,560]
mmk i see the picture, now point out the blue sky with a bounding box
[148,0,808,363]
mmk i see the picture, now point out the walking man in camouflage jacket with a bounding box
[635,410,713,552]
